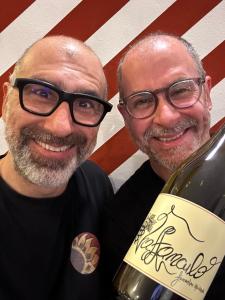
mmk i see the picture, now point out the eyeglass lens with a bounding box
[22,83,105,125]
[126,79,201,118]
[168,79,200,108]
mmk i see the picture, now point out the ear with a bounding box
[203,75,212,111]
[2,82,10,121]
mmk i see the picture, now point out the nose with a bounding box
[42,102,74,136]
[152,94,181,127]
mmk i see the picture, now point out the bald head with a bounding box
[10,35,107,97]
[118,33,205,99]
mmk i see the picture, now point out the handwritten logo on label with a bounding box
[133,205,220,288]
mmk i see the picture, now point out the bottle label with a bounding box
[124,193,225,300]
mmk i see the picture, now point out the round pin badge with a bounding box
[70,232,100,274]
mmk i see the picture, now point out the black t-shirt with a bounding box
[102,160,225,299]
[102,160,164,278]
[0,160,113,300]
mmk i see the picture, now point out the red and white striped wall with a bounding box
[0,0,225,191]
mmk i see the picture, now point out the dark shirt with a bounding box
[102,160,164,278]
[102,160,225,299]
[0,159,113,300]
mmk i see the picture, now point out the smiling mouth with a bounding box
[156,131,185,142]
[36,141,72,152]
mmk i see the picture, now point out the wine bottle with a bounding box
[113,123,225,300]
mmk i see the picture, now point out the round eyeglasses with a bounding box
[119,78,205,119]
[13,78,112,127]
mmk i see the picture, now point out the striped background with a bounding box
[0,0,225,191]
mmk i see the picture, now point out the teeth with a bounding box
[37,141,71,152]
[157,131,184,142]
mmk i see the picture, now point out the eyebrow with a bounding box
[132,77,198,93]
[30,76,103,98]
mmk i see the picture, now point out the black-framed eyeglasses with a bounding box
[13,78,113,127]
[119,77,205,119]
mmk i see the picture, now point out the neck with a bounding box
[0,153,66,198]
[150,159,173,182]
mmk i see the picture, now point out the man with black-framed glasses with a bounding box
[13,78,112,127]
[0,35,113,300]
[102,33,224,299]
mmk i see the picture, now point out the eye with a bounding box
[170,87,190,95]
[130,93,155,109]
[24,83,55,100]
[169,81,197,99]
[31,87,52,98]
[77,98,93,109]
[74,98,103,115]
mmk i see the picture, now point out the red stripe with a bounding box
[91,43,225,174]
[202,41,225,86]
[91,127,138,174]
[47,0,129,41]
[104,0,222,99]
[0,0,35,32]
[206,41,225,133]
[211,117,225,133]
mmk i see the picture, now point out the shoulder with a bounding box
[77,160,111,184]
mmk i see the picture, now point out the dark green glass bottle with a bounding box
[113,123,225,300]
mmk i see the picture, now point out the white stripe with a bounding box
[96,94,124,150]
[0,0,82,76]
[183,1,225,59]
[86,0,176,66]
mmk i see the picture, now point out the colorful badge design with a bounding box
[70,232,100,274]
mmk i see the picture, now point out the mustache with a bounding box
[21,126,87,147]
[143,118,198,139]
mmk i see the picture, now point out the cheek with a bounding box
[4,107,18,129]
[81,127,99,141]
[3,99,13,122]
[126,119,150,140]
[4,97,25,127]
[193,103,211,126]
[5,106,39,135]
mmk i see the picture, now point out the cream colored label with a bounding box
[124,193,225,300]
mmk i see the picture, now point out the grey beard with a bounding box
[5,126,96,188]
[146,144,187,172]
[134,118,199,172]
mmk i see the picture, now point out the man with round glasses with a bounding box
[0,35,113,300]
[103,33,223,298]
